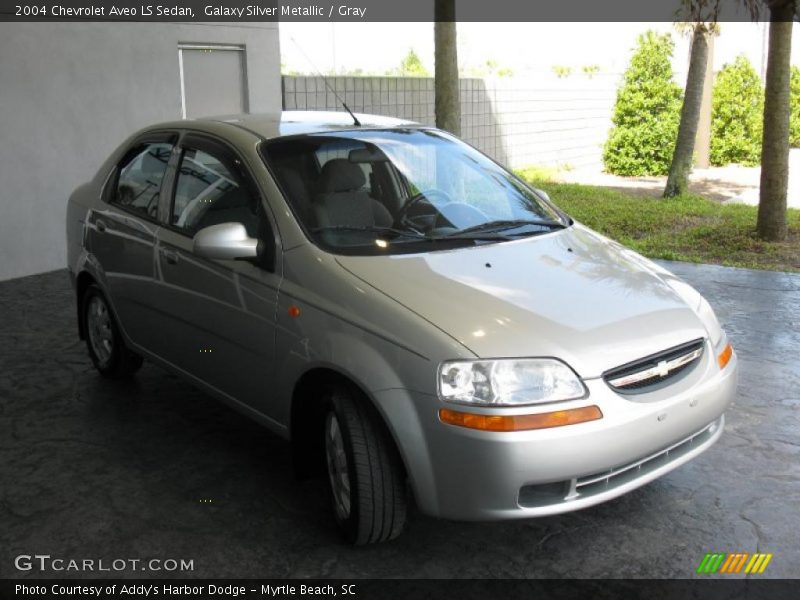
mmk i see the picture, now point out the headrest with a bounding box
[320,159,366,193]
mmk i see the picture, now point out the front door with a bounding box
[153,135,282,422]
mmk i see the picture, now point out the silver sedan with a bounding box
[66,111,737,544]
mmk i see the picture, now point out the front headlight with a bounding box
[437,358,587,406]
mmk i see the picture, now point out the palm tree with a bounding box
[434,0,460,135]
[663,2,721,198]
[756,0,796,241]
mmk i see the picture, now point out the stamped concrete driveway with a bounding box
[0,261,798,579]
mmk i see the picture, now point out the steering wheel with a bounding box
[394,188,453,229]
[434,202,489,229]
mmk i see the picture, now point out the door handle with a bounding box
[160,248,179,265]
[95,219,107,232]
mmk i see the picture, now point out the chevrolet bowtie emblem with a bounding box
[656,360,669,377]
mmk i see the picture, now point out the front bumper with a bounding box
[373,344,737,520]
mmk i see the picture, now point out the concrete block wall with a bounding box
[282,76,436,124]
[489,74,619,169]
[282,73,620,172]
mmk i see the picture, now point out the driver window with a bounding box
[114,142,173,219]
[171,147,259,237]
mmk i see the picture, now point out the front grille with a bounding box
[518,417,722,509]
[574,418,720,495]
[603,338,705,394]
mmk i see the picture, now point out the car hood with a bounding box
[335,225,708,379]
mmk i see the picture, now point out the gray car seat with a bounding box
[314,159,392,228]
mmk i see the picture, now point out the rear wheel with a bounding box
[323,388,407,544]
[83,284,143,378]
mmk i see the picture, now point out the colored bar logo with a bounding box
[696,552,773,574]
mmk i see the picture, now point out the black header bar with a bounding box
[0,0,795,23]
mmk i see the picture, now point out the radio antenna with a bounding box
[289,36,361,126]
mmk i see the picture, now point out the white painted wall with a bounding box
[0,22,281,281]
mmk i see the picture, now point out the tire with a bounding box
[82,284,143,379]
[323,388,407,544]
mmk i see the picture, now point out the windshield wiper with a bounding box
[310,225,505,245]
[311,221,532,244]
[441,219,566,238]
[311,225,427,240]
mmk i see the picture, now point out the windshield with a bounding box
[261,129,568,255]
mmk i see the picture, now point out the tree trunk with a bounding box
[664,26,710,198]
[434,0,460,135]
[757,2,794,241]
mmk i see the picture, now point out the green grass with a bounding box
[515,164,571,182]
[515,171,800,273]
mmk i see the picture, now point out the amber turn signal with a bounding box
[438,405,603,432]
[717,343,733,370]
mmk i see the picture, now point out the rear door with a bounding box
[87,133,178,350]
[153,134,282,421]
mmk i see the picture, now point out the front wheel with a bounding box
[83,284,143,378]
[324,389,407,544]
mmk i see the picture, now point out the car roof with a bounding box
[198,111,422,140]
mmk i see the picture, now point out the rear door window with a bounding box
[113,142,174,219]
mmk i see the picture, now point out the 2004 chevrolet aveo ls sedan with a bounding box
[67,111,737,544]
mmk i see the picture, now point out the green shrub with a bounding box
[603,31,682,176]
[791,66,800,148]
[710,55,764,166]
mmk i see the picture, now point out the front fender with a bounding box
[273,301,436,427]
[273,244,475,428]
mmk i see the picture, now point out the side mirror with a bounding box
[193,222,259,260]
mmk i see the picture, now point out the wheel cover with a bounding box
[87,296,114,367]
[325,412,351,520]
